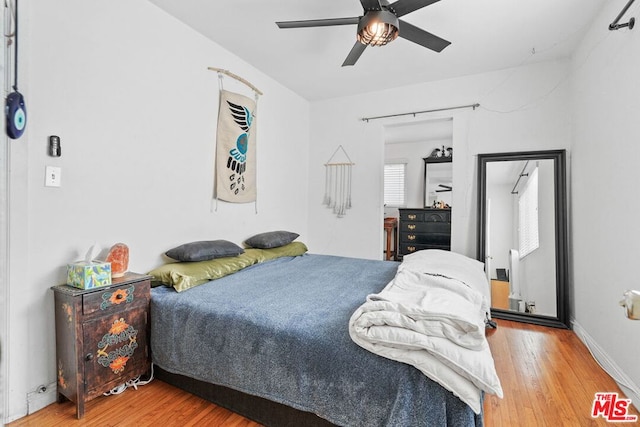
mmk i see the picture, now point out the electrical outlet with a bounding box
[45,166,61,187]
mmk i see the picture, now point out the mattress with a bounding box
[150,253,482,427]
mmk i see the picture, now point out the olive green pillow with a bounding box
[149,249,264,292]
[149,242,308,292]
[260,241,308,259]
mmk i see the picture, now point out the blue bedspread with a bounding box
[150,254,482,427]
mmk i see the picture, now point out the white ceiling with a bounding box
[149,0,606,101]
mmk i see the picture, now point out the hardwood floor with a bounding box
[484,319,638,426]
[8,319,638,426]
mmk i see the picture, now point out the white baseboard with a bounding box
[572,319,640,409]
[26,382,57,415]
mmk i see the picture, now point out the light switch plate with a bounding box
[45,166,61,187]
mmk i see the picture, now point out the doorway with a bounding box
[382,118,453,260]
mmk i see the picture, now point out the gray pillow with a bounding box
[165,240,244,262]
[245,231,299,249]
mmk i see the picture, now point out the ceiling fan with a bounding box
[276,0,451,67]
[436,184,452,193]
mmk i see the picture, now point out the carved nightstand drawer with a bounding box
[82,282,147,316]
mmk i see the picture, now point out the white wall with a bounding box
[308,59,573,260]
[571,1,640,406]
[5,0,310,421]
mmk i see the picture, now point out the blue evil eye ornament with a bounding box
[6,91,27,139]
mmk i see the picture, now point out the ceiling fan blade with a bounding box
[388,0,440,17]
[342,42,367,66]
[360,0,383,11]
[398,19,450,52]
[276,17,360,29]
[438,184,452,189]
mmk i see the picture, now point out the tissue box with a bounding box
[67,261,112,289]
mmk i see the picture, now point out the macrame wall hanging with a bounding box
[209,67,262,212]
[323,145,354,218]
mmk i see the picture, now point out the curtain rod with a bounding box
[208,67,263,96]
[609,0,636,30]
[511,161,530,195]
[361,103,480,122]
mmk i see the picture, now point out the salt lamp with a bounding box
[106,243,129,278]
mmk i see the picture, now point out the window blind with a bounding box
[518,166,539,258]
[384,163,406,207]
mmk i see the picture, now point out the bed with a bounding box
[149,243,500,427]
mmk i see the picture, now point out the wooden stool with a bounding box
[383,217,398,261]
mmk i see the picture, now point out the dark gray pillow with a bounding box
[165,240,244,262]
[245,231,299,249]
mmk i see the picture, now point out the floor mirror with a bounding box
[477,150,569,328]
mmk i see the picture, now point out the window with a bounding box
[384,163,406,207]
[518,166,539,258]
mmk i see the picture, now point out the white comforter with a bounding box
[349,250,503,414]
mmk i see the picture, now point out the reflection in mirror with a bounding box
[485,159,556,316]
[424,162,453,208]
[478,150,569,328]
[424,148,453,209]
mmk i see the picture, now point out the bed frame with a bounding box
[155,366,336,427]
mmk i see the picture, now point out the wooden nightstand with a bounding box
[52,272,151,419]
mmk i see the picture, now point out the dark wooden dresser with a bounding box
[52,272,151,418]
[398,208,451,257]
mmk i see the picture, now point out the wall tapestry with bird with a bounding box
[215,90,257,203]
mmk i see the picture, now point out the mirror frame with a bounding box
[477,149,569,328]
[423,155,453,208]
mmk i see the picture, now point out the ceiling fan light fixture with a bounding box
[357,10,399,47]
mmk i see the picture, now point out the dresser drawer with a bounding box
[400,209,450,223]
[399,211,425,222]
[400,243,451,254]
[401,232,451,245]
[401,221,450,233]
[83,280,149,317]
[423,211,450,223]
